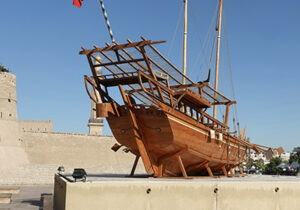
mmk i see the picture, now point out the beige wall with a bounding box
[0,120,29,173]
[20,132,145,173]
[0,131,145,185]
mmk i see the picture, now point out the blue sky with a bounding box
[0,0,299,151]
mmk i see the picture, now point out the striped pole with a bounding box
[99,0,115,44]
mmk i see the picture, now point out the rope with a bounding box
[167,4,184,59]
[224,10,240,134]
[99,0,115,43]
[189,0,210,70]
[190,1,219,79]
[196,32,217,81]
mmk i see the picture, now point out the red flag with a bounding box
[73,0,83,8]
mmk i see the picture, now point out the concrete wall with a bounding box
[54,175,300,210]
[19,120,53,133]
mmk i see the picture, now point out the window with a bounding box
[8,99,11,102]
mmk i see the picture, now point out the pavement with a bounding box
[0,185,53,210]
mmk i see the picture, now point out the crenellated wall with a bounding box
[19,120,53,133]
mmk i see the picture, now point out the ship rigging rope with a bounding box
[196,32,217,81]
[167,4,184,59]
[99,0,115,43]
[223,10,240,134]
[190,0,219,80]
[189,0,214,71]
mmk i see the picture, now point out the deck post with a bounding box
[205,163,214,177]
[130,155,140,177]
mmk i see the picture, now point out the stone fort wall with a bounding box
[19,120,53,133]
[0,132,145,185]
[0,71,145,184]
[0,72,17,121]
[20,132,143,170]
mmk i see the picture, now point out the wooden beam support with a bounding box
[229,168,235,177]
[238,166,245,177]
[177,156,188,178]
[158,162,163,177]
[221,165,228,176]
[130,155,140,177]
[186,160,208,172]
[224,104,230,126]
[205,163,214,177]
[156,148,187,178]
[118,85,156,175]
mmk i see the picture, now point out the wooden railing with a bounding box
[97,72,137,80]
[136,70,229,131]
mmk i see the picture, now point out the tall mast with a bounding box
[213,0,223,119]
[182,0,188,84]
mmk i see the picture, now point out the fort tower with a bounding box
[0,67,18,121]
[88,56,104,135]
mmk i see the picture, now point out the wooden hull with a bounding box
[107,105,247,177]
[82,39,274,177]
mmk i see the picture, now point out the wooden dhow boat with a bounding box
[80,0,282,177]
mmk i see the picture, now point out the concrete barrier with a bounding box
[54,174,300,210]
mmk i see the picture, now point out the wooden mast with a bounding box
[213,0,223,119]
[182,0,188,84]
